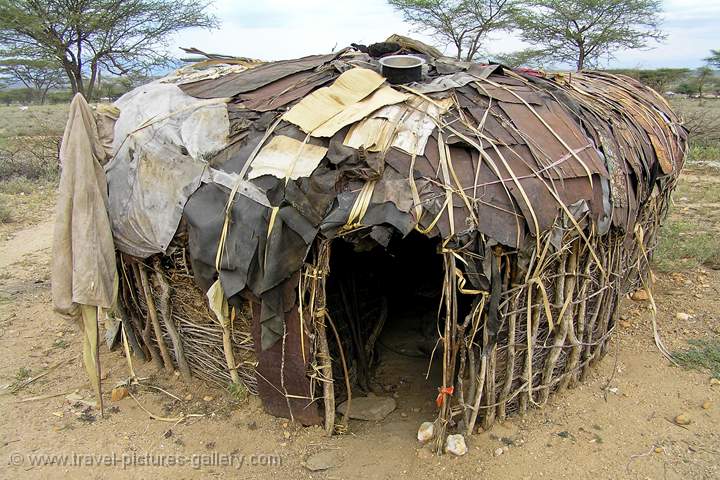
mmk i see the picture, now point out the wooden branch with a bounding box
[138,263,174,372]
[497,291,518,421]
[153,257,191,382]
[131,262,162,368]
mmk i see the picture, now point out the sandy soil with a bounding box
[0,220,53,269]
[1,216,719,479]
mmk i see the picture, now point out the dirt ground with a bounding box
[1,171,720,479]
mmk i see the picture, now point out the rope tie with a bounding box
[340,180,377,233]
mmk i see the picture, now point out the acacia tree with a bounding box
[515,0,666,71]
[706,50,720,69]
[0,58,65,103]
[492,48,548,68]
[694,66,713,104]
[0,0,218,99]
[605,68,690,93]
[639,68,690,94]
[387,0,518,61]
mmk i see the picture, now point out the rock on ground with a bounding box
[445,434,467,456]
[418,421,434,443]
[304,450,342,471]
[337,395,396,421]
[630,289,650,301]
[674,413,691,426]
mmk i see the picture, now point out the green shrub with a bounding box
[0,202,13,223]
[228,382,248,402]
[674,338,720,378]
[0,176,36,194]
[687,142,720,163]
[654,219,720,272]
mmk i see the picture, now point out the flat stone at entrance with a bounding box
[337,395,396,421]
[304,450,342,471]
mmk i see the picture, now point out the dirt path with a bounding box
[1,221,719,479]
[0,220,53,269]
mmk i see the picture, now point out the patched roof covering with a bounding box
[104,43,687,348]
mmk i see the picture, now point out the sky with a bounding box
[169,0,720,69]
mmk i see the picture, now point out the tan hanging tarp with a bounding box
[52,93,116,318]
[52,93,118,414]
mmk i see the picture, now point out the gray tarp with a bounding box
[105,82,231,257]
[179,52,342,99]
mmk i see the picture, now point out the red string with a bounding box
[435,386,454,407]
[515,67,546,78]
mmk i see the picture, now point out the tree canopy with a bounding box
[0,0,218,99]
[0,58,65,103]
[605,68,690,93]
[706,50,720,69]
[514,0,665,70]
[387,0,518,61]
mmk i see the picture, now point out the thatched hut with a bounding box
[53,36,686,452]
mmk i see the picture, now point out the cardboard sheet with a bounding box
[343,95,451,156]
[282,68,386,134]
[248,135,328,180]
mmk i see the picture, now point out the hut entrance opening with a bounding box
[326,231,448,408]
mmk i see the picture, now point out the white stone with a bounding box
[445,434,467,456]
[675,312,691,321]
[417,422,434,443]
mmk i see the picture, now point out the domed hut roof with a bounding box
[54,37,686,447]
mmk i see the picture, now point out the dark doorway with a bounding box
[325,231,445,407]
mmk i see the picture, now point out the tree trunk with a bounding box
[87,60,99,102]
[60,59,82,97]
[75,65,84,96]
[454,36,464,61]
[576,42,586,71]
[71,72,85,97]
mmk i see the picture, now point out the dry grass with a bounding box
[654,167,720,272]
[670,98,720,163]
[0,103,67,228]
[0,182,57,231]
[0,104,69,139]
[654,219,720,272]
[0,103,68,182]
[0,177,37,195]
[0,203,12,224]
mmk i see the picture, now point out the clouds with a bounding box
[170,0,428,61]
[169,0,720,68]
[610,0,720,68]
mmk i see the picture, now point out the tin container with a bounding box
[379,55,425,84]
